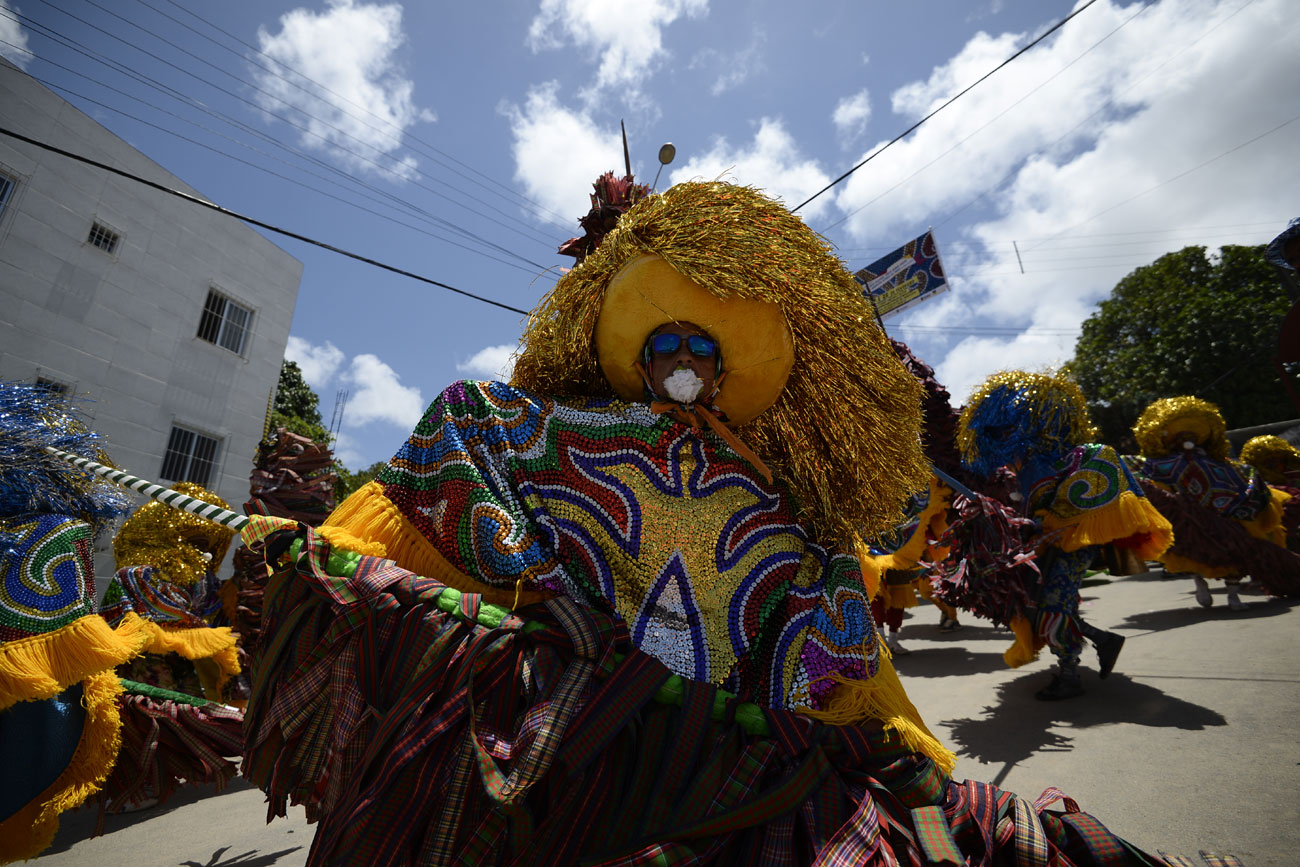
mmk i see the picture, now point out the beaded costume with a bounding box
[958,372,1171,695]
[243,184,1180,864]
[1127,397,1300,601]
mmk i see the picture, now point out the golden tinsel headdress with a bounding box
[1240,435,1300,485]
[957,370,1098,477]
[113,481,235,585]
[1132,396,1228,460]
[511,181,930,543]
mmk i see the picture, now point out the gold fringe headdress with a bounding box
[1241,435,1300,485]
[511,181,930,543]
[113,482,235,585]
[957,370,1098,477]
[1132,396,1229,460]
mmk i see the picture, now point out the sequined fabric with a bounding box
[378,380,880,711]
[1023,444,1145,521]
[1130,449,1272,521]
[0,513,97,642]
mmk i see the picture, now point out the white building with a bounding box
[0,59,303,581]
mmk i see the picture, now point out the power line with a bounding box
[0,126,533,316]
[791,0,1102,213]
[819,0,1152,234]
[30,0,560,252]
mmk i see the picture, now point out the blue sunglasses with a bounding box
[649,332,718,358]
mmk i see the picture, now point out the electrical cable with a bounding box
[0,126,533,316]
[791,0,1101,213]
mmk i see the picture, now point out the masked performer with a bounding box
[958,371,1171,700]
[1129,398,1300,607]
[1241,434,1300,551]
[243,183,1179,864]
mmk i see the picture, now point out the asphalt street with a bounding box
[37,568,1300,865]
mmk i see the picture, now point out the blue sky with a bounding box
[2,0,1297,470]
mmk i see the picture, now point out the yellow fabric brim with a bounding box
[1154,552,1236,580]
[1041,490,1173,560]
[594,254,794,426]
[1003,613,1044,668]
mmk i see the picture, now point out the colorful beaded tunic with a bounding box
[1129,449,1272,522]
[369,380,879,712]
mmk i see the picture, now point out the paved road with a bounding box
[38,569,1300,865]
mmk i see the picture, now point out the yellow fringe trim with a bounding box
[1003,613,1043,668]
[1154,551,1237,580]
[319,481,557,610]
[852,536,883,600]
[866,477,952,576]
[135,620,240,703]
[218,576,239,626]
[0,671,124,863]
[798,635,957,775]
[1042,490,1173,559]
[0,612,149,712]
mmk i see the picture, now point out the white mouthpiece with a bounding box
[663,368,704,404]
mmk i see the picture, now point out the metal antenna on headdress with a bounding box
[621,120,632,179]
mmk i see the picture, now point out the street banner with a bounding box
[853,229,948,318]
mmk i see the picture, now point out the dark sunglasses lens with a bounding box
[651,333,682,355]
[687,335,717,357]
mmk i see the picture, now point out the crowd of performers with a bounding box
[3,184,1298,865]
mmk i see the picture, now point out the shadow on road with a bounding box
[892,645,1010,677]
[44,778,261,855]
[940,671,1227,768]
[180,845,304,867]
[1120,597,1299,633]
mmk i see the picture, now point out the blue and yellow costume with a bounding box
[958,372,1171,698]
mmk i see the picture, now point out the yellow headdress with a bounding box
[1240,434,1300,484]
[1132,396,1228,460]
[112,482,235,585]
[511,181,929,543]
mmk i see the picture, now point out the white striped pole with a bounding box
[44,446,249,531]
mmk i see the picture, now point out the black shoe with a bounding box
[1034,672,1085,701]
[1095,632,1125,679]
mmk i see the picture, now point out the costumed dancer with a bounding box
[958,371,1171,700]
[1239,434,1300,551]
[1128,397,1300,607]
[101,485,240,704]
[238,182,1182,864]
[0,383,149,863]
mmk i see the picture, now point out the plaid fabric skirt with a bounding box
[243,527,1168,866]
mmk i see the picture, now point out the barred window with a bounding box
[87,221,120,254]
[0,173,15,220]
[197,289,253,355]
[35,377,69,395]
[160,425,221,487]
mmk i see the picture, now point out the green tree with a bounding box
[267,360,331,443]
[1070,244,1294,445]
[334,460,387,500]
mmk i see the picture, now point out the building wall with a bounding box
[0,60,303,582]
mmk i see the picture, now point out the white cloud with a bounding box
[253,0,433,180]
[832,0,1300,403]
[667,118,834,221]
[501,82,628,225]
[285,335,345,389]
[329,430,366,469]
[456,344,518,381]
[527,0,708,97]
[0,1,31,68]
[340,353,425,429]
[833,89,872,144]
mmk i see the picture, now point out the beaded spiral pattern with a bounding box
[379,380,880,711]
[1023,444,1145,521]
[0,513,96,641]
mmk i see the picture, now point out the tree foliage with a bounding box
[1069,244,1293,446]
[334,461,387,500]
[268,360,331,444]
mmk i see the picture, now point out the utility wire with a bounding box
[148,0,571,226]
[0,126,533,316]
[31,0,559,251]
[791,0,1101,213]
